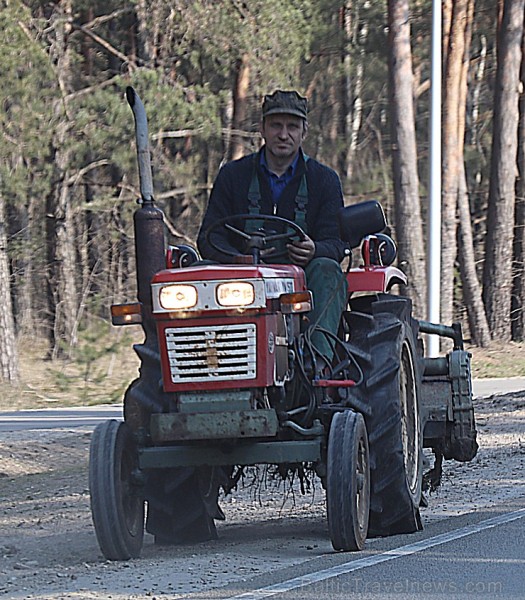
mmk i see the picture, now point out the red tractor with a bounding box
[89,88,478,560]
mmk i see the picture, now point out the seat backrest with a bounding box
[339,200,387,249]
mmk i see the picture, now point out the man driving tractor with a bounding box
[197,90,348,364]
[89,87,478,560]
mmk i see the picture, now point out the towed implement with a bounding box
[89,88,478,560]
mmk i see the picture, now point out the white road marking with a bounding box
[224,508,525,600]
[0,416,114,422]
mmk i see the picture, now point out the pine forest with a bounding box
[0,0,524,399]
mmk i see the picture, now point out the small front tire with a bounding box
[327,410,370,551]
[89,420,145,560]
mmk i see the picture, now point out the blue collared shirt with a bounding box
[260,151,300,205]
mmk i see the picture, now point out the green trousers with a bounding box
[303,257,348,361]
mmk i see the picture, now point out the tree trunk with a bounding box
[387,0,426,318]
[45,0,78,358]
[15,185,38,337]
[512,19,525,340]
[441,0,469,328]
[343,0,365,187]
[456,0,491,347]
[458,161,492,346]
[482,0,525,342]
[230,53,251,161]
[327,56,341,171]
[342,1,353,184]
[443,0,453,65]
[470,34,487,149]
[0,185,19,383]
[46,150,79,358]
[135,0,153,63]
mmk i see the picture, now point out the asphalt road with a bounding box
[1,377,524,432]
[209,499,525,600]
[0,404,123,432]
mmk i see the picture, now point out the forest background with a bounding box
[1,0,525,406]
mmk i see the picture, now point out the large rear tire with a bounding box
[346,296,423,536]
[145,467,221,545]
[123,350,222,545]
[327,410,370,551]
[89,420,145,560]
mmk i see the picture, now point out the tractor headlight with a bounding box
[159,284,197,310]
[216,282,255,307]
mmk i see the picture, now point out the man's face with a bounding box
[261,114,306,161]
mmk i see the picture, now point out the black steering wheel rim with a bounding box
[205,213,307,261]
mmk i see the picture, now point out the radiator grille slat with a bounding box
[165,324,257,383]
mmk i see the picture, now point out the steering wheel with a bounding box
[205,214,307,263]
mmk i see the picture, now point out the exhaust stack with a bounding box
[125,86,168,422]
[126,86,165,308]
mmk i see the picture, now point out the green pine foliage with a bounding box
[0,2,56,201]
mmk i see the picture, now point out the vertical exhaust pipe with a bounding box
[126,86,165,308]
[125,86,168,422]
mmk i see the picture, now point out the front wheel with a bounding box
[327,410,370,551]
[89,420,145,560]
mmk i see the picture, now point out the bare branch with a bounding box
[84,182,213,201]
[230,0,249,20]
[152,128,205,140]
[71,22,137,68]
[63,76,121,102]
[67,160,111,186]
[414,78,430,100]
[152,128,259,141]
[154,185,212,199]
[81,8,134,31]
[162,215,196,245]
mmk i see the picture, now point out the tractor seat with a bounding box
[339,200,387,249]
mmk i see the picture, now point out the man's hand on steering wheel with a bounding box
[287,235,316,266]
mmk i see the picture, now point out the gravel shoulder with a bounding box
[1,393,524,600]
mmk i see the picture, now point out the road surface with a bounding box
[211,498,525,600]
[0,404,122,432]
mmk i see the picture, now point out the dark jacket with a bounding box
[197,148,347,263]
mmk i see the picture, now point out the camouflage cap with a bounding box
[262,90,308,119]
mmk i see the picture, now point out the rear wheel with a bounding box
[123,350,222,545]
[327,410,370,551]
[89,420,145,560]
[145,466,225,545]
[346,296,423,536]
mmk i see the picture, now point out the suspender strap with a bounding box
[246,157,265,233]
[294,156,308,232]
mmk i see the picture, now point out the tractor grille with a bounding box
[165,324,257,383]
